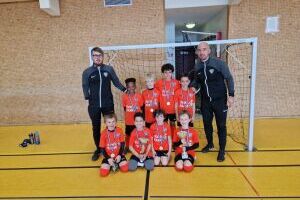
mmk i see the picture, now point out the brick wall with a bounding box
[228,0,300,117]
[0,0,165,124]
[1,0,299,125]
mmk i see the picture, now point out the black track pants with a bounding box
[201,98,228,151]
[88,105,114,151]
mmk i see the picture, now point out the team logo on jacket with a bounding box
[103,72,108,77]
[209,69,214,74]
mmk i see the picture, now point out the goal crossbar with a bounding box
[97,37,257,51]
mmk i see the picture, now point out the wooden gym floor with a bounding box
[0,118,299,200]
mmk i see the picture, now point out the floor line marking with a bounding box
[227,152,260,197]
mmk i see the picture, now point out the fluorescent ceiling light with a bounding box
[186,22,196,29]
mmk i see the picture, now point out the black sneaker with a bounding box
[201,144,214,153]
[91,150,100,161]
[217,150,225,162]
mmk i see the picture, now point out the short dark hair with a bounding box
[161,63,174,73]
[134,112,144,120]
[91,47,104,56]
[180,73,190,80]
[153,109,165,118]
[125,77,136,85]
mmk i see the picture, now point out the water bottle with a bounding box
[29,133,34,144]
[34,131,40,145]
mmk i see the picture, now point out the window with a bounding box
[104,0,132,7]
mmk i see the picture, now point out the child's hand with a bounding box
[190,87,196,93]
[139,154,146,161]
[115,155,121,163]
[181,138,187,146]
[153,150,157,156]
[108,158,114,166]
[167,151,171,158]
[140,145,146,154]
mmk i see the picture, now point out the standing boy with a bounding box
[142,73,160,128]
[155,63,180,136]
[122,78,144,148]
[174,74,195,127]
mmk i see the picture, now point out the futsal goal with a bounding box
[89,37,258,151]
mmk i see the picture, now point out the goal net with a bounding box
[89,38,257,150]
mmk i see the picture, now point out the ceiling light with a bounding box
[186,22,196,29]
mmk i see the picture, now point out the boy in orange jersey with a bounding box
[99,114,128,177]
[128,112,154,171]
[155,63,180,136]
[122,78,144,148]
[150,109,172,166]
[173,110,199,172]
[142,73,160,128]
[174,74,196,127]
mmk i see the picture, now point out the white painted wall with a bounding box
[165,22,176,66]
[165,0,229,9]
[199,7,228,39]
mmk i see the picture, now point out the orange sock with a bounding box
[120,163,129,172]
[183,165,194,172]
[99,168,110,177]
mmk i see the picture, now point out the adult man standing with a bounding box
[82,47,126,161]
[192,42,234,162]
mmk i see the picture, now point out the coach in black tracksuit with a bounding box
[191,42,234,162]
[82,47,126,161]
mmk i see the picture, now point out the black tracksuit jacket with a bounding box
[192,57,234,101]
[82,64,126,108]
